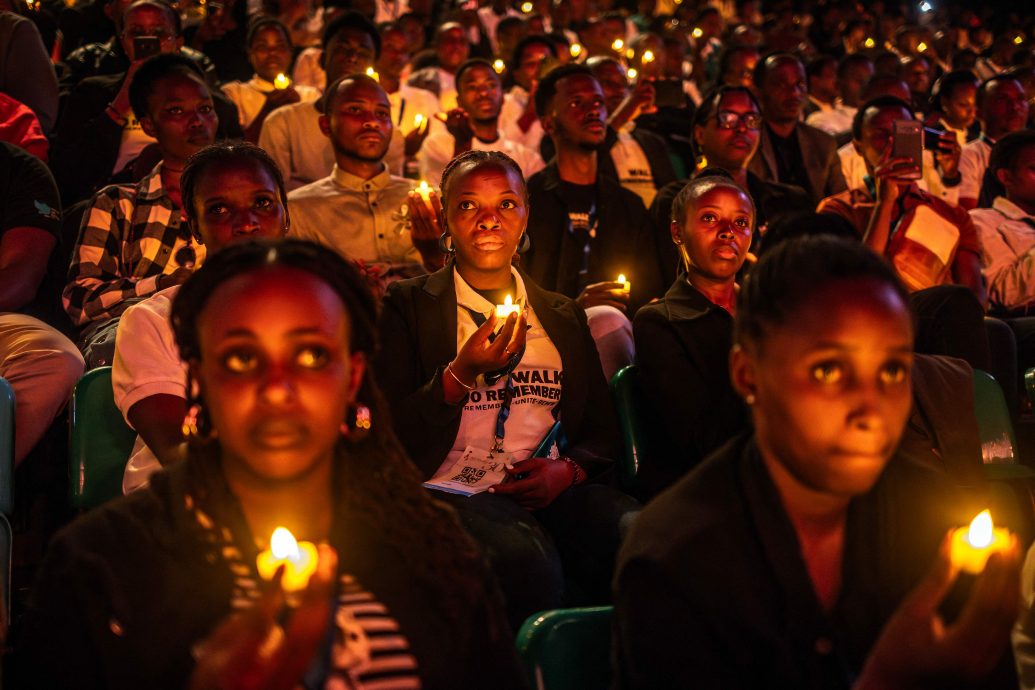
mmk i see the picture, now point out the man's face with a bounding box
[982,79,1030,138]
[436,25,469,72]
[323,27,377,83]
[855,104,913,173]
[722,48,758,89]
[513,42,552,91]
[319,79,392,163]
[759,57,806,124]
[590,61,628,116]
[902,58,930,95]
[120,4,181,60]
[457,65,502,124]
[544,73,606,149]
[377,27,410,79]
[840,61,874,107]
[810,61,838,103]
[248,25,292,82]
[140,72,218,164]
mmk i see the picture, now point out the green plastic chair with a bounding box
[609,365,648,488]
[69,367,136,509]
[0,377,13,515]
[516,606,614,690]
[973,369,1019,466]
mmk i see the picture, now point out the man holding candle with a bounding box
[376,22,439,161]
[287,74,442,297]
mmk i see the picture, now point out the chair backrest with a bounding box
[609,365,646,486]
[973,369,1017,464]
[0,513,11,624]
[69,367,136,509]
[0,378,14,515]
[516,606,614,690]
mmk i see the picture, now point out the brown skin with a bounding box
[108,3,183,125]
[996,144,1035,216]
[442,64,503,159]
[692,91,762,187]
[242,25,300,143]
[319,78,393,180]
[758,56,807,138]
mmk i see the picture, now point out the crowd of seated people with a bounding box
[5,0,1035,685]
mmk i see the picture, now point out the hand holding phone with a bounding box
[891,120,923,181]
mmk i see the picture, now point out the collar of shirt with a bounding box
[807,95,834,113]
[453,264,527,319]
[139,162,180,209]
[992,196,1035,222]
[331,163,392,192]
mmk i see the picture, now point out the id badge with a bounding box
[423,446,513,496]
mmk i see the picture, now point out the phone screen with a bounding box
[892,120,923,180]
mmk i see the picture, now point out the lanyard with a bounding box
[463,305,526,453]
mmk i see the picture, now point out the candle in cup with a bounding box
[493,59,505,74]
[365,67,379,81]
[950,510,1011,574]
[415,179,432,203]
[273,73,291,89]
[255,527,319,594]
[617,274,631,293]
[495,294,520,319]
[570,43,583,58]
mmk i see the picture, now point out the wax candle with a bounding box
[570,43,583,58]
[612,38,624,52]
[692,27,703,38]
[255,527,319,594]
[496,294,520,319]
[415,179,432,203]
[273,73,290,90]
[617,274,631,293]
[642,49,655,63]
[493,59,505,74]
[950,510,1011,575]
[365,67,379,81]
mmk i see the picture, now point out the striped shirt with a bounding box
[63,163,204,326]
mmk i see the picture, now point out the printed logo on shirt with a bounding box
[464,368,563,410]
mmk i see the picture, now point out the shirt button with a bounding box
[814,637,833,655]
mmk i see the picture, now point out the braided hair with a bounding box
[170,238,498,627]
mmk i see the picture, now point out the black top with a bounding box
[765,123,812,194]
[614,432,967,690]
[538,125,679,194]
[523,162,667,313]
[374,264,619,480]
[13,455,527,690]
[631,277,747,500]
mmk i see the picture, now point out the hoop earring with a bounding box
[438,232,454,254]
[340,403,372,441]
[517,233,531,254]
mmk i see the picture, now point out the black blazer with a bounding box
[52,72,243,205]
[375,264,619,480]
[747,121,848,205]
[632,277,747,499]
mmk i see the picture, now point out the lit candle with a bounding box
[255,527,319,594]
[273,73,291,90]
[617,274,631,293]
[366,66,379,81]
[917,41,928,52]
[413,113,426,133]
[692,27,703,39]
[950,510,1012,575]
[493,59,505,74]
[864,37,876,48]
[1015,35,1024,45]
[642,49,655,63]
[495,294,520,319]
[520,0,533,11]
[570,42,583,58]
[612,38,624,52]
[415,179,432,203]
[627,68,638,80]
[625,48,635,59]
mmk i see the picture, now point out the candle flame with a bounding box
[366,67,379,80]
[626,48,635,59]
[612,38,624,51]
[273,73,290,89]
[520,0,533,11]
[418,180,430,193]
[642,49,655,63]
[917,41,928,52]
[414,113,424,128]
[570,43,583,58]
[617,274,627,284]
[967,510,994,548]
[504,294,513,306]
[627,68,638,80]
[692,27,703,38]
[1015,35,1024,45]
[864,37,876,48]
[270,527,302,561]
[493,59,505,73]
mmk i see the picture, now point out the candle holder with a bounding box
[495,294,521,319]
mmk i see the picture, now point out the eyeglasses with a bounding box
[715,110,762,130]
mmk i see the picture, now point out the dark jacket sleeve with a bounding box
[627,194,668,311]
[374,281,464,478]
[51,77,124,205]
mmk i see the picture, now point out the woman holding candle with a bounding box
[615,234,1021,690]
[16,239,526,689]
[377,149,638,627]
[631,170,754,500]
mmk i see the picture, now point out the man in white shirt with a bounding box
[377,21,440,160]
[259,12,405,189]
[806,53,874,142]
[959,75,1030,209]
[406,22,469,112]
[498,35,556,152]
[288,75,440,293]
[420,58,544,187]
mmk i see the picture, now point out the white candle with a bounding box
[273,73,290,89]
[950,510,1012,575]
[495,294,520,319]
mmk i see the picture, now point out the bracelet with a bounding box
[560,456,586,487]
[445,363,476,391]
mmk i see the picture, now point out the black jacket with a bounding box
[747,121,848,205]
[51,72,242,205]
[632,277,747,499]
[374,264,619,480]
[522,162,667,313]
[14,456,526,690]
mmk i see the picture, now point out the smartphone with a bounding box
[132,36,161,61]
[892,120,923,179]
[652,78,684,108]
[923,126,945,151]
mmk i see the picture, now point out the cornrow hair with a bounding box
[439,149,527,205]
[734,234,911,348]
[180,142,288,228]
[170,238,497,628]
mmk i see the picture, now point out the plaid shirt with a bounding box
[63,163,205,326]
